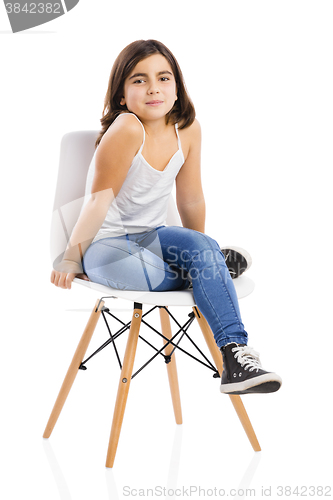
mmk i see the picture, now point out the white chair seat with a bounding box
[73,275,255,306]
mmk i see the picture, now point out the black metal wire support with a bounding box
[79,300,220,379]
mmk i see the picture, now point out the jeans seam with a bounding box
[204,235,243,329]
[85,271,149,291]
[88,241,174,274]
[196,272,226,339]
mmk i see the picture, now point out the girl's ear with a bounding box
[120,97,125,105]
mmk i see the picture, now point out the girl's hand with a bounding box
[50,270,90,289]
[51,259,90,289]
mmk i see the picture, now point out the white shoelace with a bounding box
[232,345,262,372]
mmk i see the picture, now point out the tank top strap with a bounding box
[128,113,146,152]
[175,123,183,154]
[113,112,146,153]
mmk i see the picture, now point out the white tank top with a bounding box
[84,113,185,241]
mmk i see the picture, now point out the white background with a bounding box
[1,1,332,499]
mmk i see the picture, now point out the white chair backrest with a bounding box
[51,130,182,267]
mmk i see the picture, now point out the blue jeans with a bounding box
[82,226,248,348]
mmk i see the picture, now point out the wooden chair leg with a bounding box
[192,307,261,452]
[105,303,142,468]
[159,307,183,425]
[43,299,105,439]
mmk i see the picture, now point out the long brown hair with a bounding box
[95,39,195,148]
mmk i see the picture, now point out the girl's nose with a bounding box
[148,83,160,94]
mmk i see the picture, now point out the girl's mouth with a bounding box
[146,100,164,106]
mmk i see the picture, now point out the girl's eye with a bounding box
[133,79,145,84]
[160,77,169,82]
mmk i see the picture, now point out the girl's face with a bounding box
[120,53,178,124]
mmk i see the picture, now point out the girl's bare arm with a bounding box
[175,119,206,233]
[51,114,143,289]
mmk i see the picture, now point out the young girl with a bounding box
[51,39,281,395]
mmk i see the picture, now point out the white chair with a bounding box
[43,130,260,468]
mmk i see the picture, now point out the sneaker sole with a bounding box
[220,373,282,395]
[220,246,253,271]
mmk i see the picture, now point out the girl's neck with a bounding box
[138,115,172,138]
